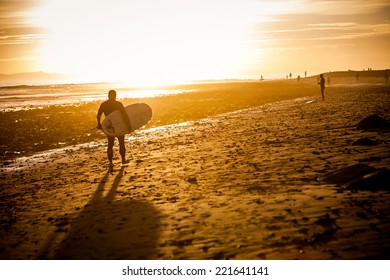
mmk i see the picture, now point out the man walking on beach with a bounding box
[97,90,130,171]
[318,74,325,101]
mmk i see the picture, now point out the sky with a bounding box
[0,0,389,84]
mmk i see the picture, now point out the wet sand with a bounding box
[1,82,390,259]
[0,81,326,160]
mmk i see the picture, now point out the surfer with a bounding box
[97,90,130,171]
[318,74,325,101]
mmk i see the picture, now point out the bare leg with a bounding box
[107,136,115,171]
[118,135,127,164]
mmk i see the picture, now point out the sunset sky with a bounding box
[1,0,389,84]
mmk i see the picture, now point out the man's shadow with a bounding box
[41,167,160,259]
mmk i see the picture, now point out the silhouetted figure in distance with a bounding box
[318,74,325,101]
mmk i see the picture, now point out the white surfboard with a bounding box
[101,103,152,137]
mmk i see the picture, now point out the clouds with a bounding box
[0,0,43,38]
[265,0,390,17]
[0,0,44,72]
[302,0,390,15]
[248,0,390,75]
[254,0,390,40]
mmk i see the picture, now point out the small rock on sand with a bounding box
[352,138,378,146]
[318,163,377,184]
[356,114,390,131]
[346,169,390,191]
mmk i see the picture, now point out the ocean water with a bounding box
[0,82,195,111]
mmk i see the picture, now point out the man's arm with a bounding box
[96,106,103,129]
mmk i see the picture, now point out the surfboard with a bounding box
[101,103,152,137]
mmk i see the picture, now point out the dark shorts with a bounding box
[107,135,125,148]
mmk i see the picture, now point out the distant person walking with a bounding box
[318,74,325,101]
[97,90,130,171]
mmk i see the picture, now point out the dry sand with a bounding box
[1,84,390,259]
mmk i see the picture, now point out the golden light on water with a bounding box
[120,89,197,99]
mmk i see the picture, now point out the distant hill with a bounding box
[0,72,70,84]
[322,69,390,78]
[299,69,390,85]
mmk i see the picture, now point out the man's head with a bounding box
[108,90,117,100]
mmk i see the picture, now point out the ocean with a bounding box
[0,82,196,112]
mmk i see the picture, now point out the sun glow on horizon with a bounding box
[2,1,389,82]
[16,0,390,84]
[32,0,265,85]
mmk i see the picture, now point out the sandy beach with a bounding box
[1,82,390,259]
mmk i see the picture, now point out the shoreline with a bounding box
[1,81,388,162]
[1,85,390,259]
[0,81,320,161]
